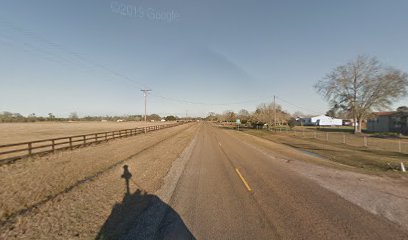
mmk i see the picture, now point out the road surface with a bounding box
[158,123,408,239]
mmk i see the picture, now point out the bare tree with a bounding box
[254,103,290,128]
[315,56,408,133]
[222,110,236,122]
[206,112,217,121]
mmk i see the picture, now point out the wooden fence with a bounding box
[0,122,185,164]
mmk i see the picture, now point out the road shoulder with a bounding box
[224,128,408,232]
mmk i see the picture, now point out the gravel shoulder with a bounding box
[0,123,198,239]
[226,129,408,232]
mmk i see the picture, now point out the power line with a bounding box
[0,17,324,115]
[275,96,321,115]
[150,93,273,106]
[0,16,150,89]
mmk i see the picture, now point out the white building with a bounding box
[303,115,342,126]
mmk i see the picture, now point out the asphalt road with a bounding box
[158,123,408,239]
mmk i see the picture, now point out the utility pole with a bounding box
[140,89,152,122]
[274,95,277,130]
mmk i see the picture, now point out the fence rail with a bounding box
[0,122,186,164]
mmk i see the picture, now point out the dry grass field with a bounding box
[241,128,408,173]
[0,121,171,144]
[0,122,198,239]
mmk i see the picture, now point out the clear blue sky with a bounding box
[1,0,407,117]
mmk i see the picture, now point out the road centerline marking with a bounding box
[235,168,252,192]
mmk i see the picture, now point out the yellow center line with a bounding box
[235,168,252,192]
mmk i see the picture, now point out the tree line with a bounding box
[205,104,308,129]
[0,111,179,123]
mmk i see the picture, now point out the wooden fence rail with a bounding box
[0,122,185,164]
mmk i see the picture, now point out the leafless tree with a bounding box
[254,103,290,128]
[315,56,408,133]
[222,110,236,122]
[206,112,217,121]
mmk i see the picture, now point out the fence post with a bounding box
[95,134,98,142]
[69,137,73,150]
[28,142,32,155]
[51,139,55,152]
[83,135,86,145]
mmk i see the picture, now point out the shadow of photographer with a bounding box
[96,165,195,240]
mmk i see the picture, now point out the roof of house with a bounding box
[311,115,342,120]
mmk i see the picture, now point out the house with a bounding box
[367,111,408,134]
[302,115,343,126]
